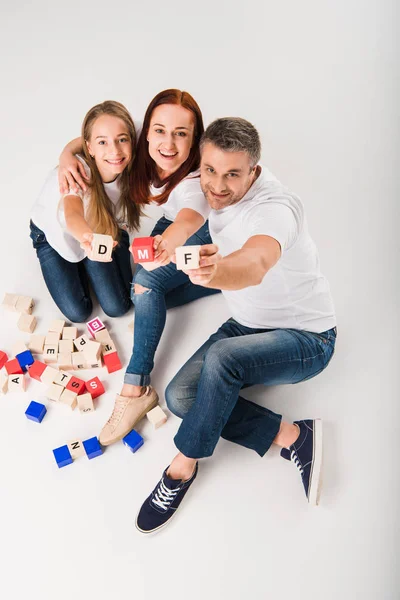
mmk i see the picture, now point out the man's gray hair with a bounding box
[200,117,261,167]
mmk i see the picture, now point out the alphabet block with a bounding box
[83,340,101,360]
[77,392,94,413]
[67,439,85,459]
[0,373,8,394]
[72,352,86,370]
[123,429,144,453]
[15,296,35,314]
[89,233,113,262]
[53,445,73,468]
[175,245,201,270]
[2,293,19,311]
[0,350,8,369]
[45,331,61,345]
[74,334,90,351]
[146,405,168,429]
[94,328,112,343]
[66,376,86,395]
[43,345,58,363]
[62,326,78,340]
[59,388,78,410]
[84,358,102,369]
[49,319,65,334]
[17,314,37,333]
[83,437,103,459]
[5,358,24,375]
[54,371,73,387]
[28,360,47,382]
[86,317,105,338]
[85,377,105,399]
[40,366,59,385]
[131,237,154,263]
[103,351,122,374]
[25,401,47,423]
[58,353,73,370]
[58,339,74,354]
[45,383,64,402]
[101,339,117,357]
[28,334,45,354]
[16,350,34,372]
[8,374,26,392]
[12,340,28,356]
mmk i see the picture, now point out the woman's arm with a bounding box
[152,208,205,266]
[58,137,88,195]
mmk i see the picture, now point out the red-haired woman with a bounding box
[58,89,219,444]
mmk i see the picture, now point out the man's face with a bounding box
[200,142,257,210]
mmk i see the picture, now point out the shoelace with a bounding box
[290,450,304,475]
[152,478,181,511]
[106,397,130,429]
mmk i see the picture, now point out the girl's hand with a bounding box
[80,231,117,260]
[183,244,221,286]
[59,153,89,195]
[153,234,173,267]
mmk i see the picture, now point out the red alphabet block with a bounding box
[103,352,122,374]
[5,358,23,375]
[131,237,154,263]
[85,377,105,399]
[27,360,47,382]
[66,376,86,395]
[0,350,8,369]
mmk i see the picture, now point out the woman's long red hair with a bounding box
[130,89,204,206]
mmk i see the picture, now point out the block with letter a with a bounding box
[175,245,201,270]
[131,237,154,263]
[89,233,113,262]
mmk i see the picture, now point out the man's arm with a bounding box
[186,235,281,290]
[152,208,205,266]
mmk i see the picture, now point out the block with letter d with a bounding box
[131,237,154,263]
[175,245,201,270]
[89,233,113,262]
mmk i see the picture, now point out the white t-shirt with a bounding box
[31,155,122,262]
[149,170,210,222]
[208,165,336,333]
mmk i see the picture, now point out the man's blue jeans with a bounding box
[165,319,337,458]
[30,220,132,322]
[124,217,220,385]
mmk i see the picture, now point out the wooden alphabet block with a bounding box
[28,334,45,354]
[74,334,90,351]
[59,388,77,410]
[131,237,154,263]
[17,314,37,333]
[103,351,122,374]
[49,319,65,334]
[43,345,58,363]
[40,366,59,385]
[8,374,26,392]
[58,339,74,354]
[0,350,8,369]
[94,328,112,343]
[175,245,201,270]
[27,360,47,382]
[67,439,85,459]
[84,358,102,369]
[45,331,61,345]
[12,340,28,357]
[66,376,86,395]
[5,358,24,375]
[100,339,117,357]
[58,353,73,370]
[62,326,78,340]
[45,383,64,402]
[2,293,19,311]
[146,405,168,429]
[15,296,35,314]
[54,370,73,387]
[83,340,101,360]
[89,233,113,262]
[85,377,105,399]
[77,392,94,413]
[0,373,8,394]
[72,352,86,370]
[86,317,105,338]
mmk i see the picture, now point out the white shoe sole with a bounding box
[308,419,323,506]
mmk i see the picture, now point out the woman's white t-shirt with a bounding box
[31,155,123,263]
[149,170,210,222]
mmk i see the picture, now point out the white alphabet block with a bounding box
[175,246,201,270]
[90,234,113,262]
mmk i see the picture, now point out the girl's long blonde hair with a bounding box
[82,100,142,239]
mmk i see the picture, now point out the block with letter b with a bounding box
[131,237,154,263]
[87,317,105,338]
[175,245,201,270]
[89,234,113,262]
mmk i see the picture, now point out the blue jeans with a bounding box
[30,220,132,323]
[124,217,220,385]
[166,319,337,458]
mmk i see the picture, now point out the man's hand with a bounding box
[183,244,221,286]
[58,154,89,195]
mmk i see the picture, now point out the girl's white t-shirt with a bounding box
[31,155,122,263]
[208,165,336,333]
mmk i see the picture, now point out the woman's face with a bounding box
[147,103,195,180]
[86,114,132,182]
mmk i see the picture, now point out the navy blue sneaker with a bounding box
[280,419,323,506]
[136,463,198,533]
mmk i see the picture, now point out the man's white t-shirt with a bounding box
[208,165,336,334]
[31,155,122,263]
[149,170,210,222]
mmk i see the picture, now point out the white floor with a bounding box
[1,1,399,599]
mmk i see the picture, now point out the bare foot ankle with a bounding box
[121,384,146,398]
[167,453,197,481]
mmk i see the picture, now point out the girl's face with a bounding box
[86,114,132,182]
[147,104,195,180]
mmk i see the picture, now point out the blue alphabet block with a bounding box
[83,436,103,460]
[53,445,73,468]
[123,429,144,453]
[25,401,47,423]
[16,349,34,372]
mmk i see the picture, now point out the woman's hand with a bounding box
[153,234,174,267]
[59,153,89,195]
[182,244,222,286]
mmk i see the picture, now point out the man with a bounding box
[136,117,337,534]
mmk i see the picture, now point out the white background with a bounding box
[0,1,399,599]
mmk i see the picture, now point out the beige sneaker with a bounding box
[99,386,159,446]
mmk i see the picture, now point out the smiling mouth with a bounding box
[210,190,230,199]
[158,150,178,159]
[106,158,125,165]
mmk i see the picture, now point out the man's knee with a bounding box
[165,380,193,419]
